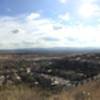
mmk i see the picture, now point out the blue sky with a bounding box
[0,0,100,49]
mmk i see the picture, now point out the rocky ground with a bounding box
[0,53,100,91]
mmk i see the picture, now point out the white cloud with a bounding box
[78,0,100,19]
[79,3,99,18]
[27,13,40,21]
[0,12,100,49]
[81,0,97,3]
[58,0,67,4]
[58,13,70,21]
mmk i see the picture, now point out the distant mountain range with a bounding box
[0,47,100,54]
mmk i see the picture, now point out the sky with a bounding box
[0,0,100,49]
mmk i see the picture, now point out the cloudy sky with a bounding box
[0,0,100,49]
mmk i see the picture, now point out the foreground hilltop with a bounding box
[0,78,100,100]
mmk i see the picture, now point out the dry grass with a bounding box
[0,79,100,100]
[0,84,74,100]
[0,85,53,100]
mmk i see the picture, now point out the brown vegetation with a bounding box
[0,79,100,100]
